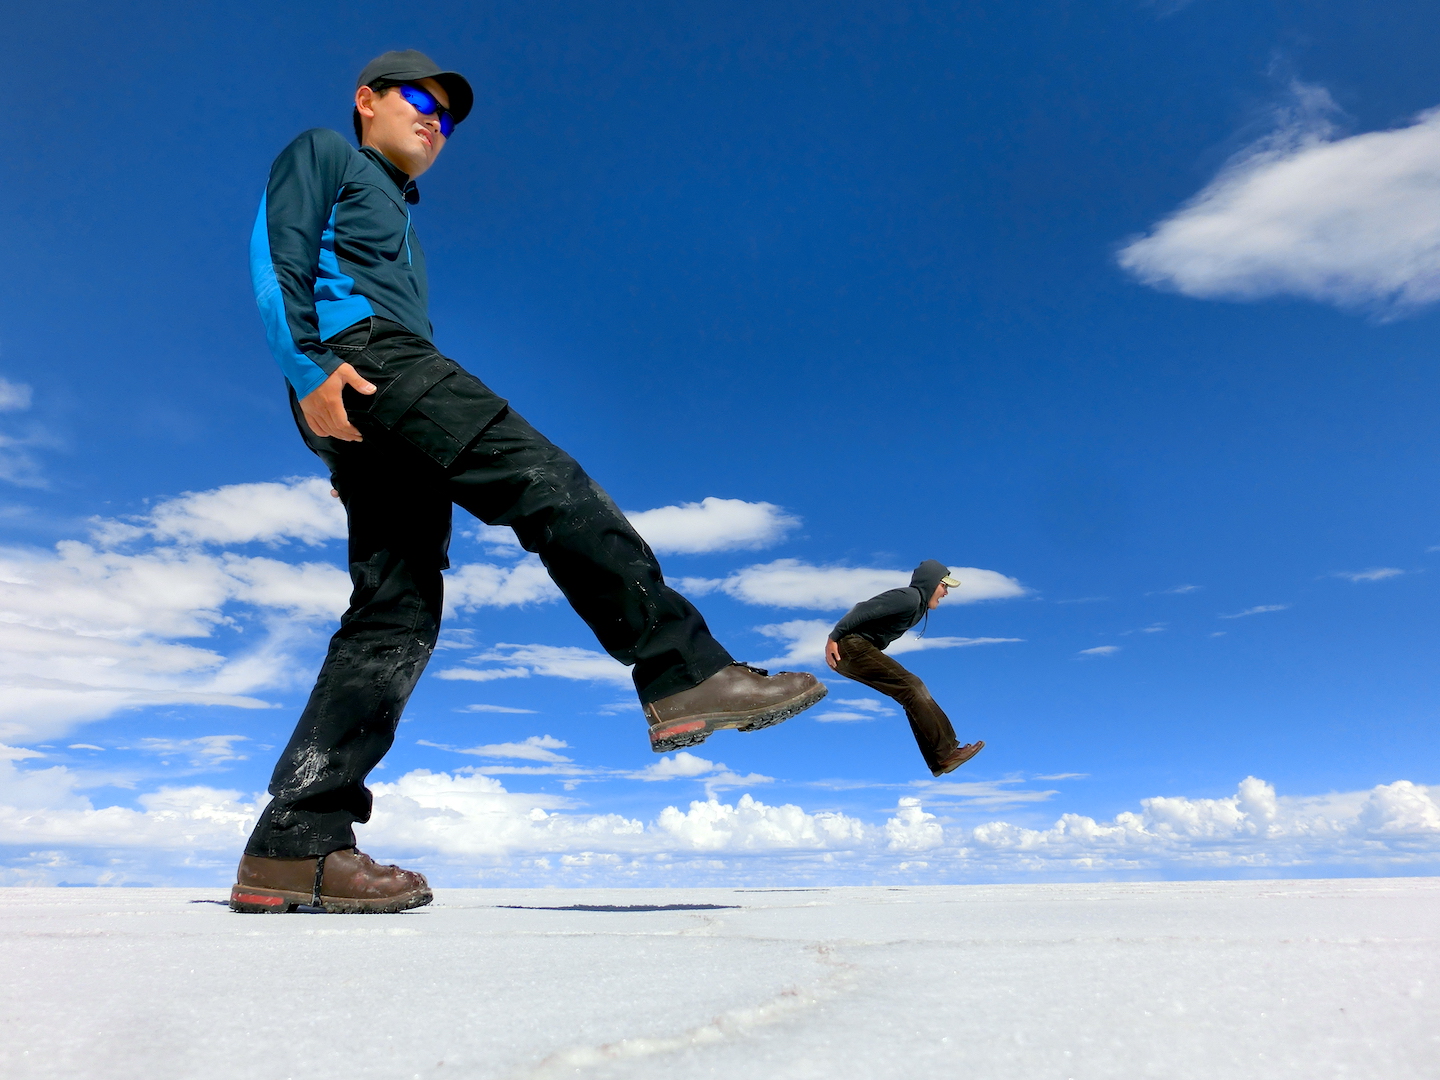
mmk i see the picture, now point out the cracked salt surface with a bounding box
[2,879,1437,1079]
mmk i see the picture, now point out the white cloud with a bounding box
[753,619,1023,670]
[468,497,797,557]
[917,779,1060,809]
[2,765,1438,884]
[628,752,773,792]
[680,559,1027,610]
[418,735,572,763]
[966,777,1440,873]
[1152,584,1202,595]
[437,643,632,688]
[136,735,250,767]
[1118,84,1440,315]
[1332,568,1404,583]
[95,477,347,548]
[1078,645,1120,656]
[885,797,943,851]
[1220,604,1290,619]
[456,704,537,714]
[625,497,799,554]
[655,793,867,851]
[0,377,33,412]
[811,698,897,723]
[445,558,559,613]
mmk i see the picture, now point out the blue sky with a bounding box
[3,0,1440,886]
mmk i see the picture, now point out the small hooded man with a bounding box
[824,560,985,777]
[231,50,826,914]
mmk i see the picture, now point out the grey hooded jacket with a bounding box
[828,560,951,651]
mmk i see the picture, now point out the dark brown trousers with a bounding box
[833,635,959,773]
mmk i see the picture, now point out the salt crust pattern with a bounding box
[2,879,1436,1079]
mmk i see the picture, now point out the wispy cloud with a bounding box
[436,643,631,687]
[1078,645,1120,656]
[0,377,34,412]
[753,619,1023,670]
[136,735,249,767]
[810,698,898,723]
[1331,568,1404,583]
[455,703,538,714]
[418,735,572,763]
[1220,604,1290,619]
[1118,82,1440,316]
[680,559,1027,610]
[1150,584,1202,595]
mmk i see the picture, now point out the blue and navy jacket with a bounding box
[250,128,431,397]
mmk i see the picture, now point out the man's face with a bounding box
[356,77,450,178]
[928,581,949,610]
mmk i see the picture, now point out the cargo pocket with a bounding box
[366,353,508,467]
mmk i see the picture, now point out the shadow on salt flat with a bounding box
[496,903,739,912]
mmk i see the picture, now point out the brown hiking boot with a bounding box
[932,741,985,777]
[645,662,828,752]
[229,848,432,914]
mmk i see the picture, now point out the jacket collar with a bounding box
[359,145,420,205]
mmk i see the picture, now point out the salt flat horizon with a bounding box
[4,877,1435,1079]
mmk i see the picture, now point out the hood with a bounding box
[910,559,951,603]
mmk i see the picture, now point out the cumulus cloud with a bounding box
[753,619,1023,670]
[1118,83,1440,315]
[93,477,347,548]
[1332,568,1404,583]
[2,763,1438,884]
[437,643,632,688]
[626,497,799,554]
[1220,604,1290,619]
[445,558,559,613]
[680,560,1027,610]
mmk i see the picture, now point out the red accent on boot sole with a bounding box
[650,718,706,742]
[231,891,286,907]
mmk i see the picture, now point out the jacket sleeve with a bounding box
[249,129,352,398]
[829,589,921,641]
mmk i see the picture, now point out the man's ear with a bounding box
[355,85,378,121]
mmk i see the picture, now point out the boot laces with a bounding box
[734,661,770,677]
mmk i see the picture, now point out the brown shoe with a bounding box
[645,662,828,752]
[932,741,985,777]
[229,848,433,914]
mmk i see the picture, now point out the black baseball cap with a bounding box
[356,50,473,125]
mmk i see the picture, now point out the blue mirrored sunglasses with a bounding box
[396,84,455,138]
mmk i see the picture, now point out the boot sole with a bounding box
[649,682,828,753]
[229,885,433,914]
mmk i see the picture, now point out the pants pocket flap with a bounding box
[370,354,453,427]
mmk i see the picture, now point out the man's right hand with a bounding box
[299,363,377,441]
[825,638,841,671]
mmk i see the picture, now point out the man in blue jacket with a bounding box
[825,560,984,777]
[232,50,825,914]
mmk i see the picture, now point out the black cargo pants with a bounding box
[832,635,959,773]
[246,318,733,858]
